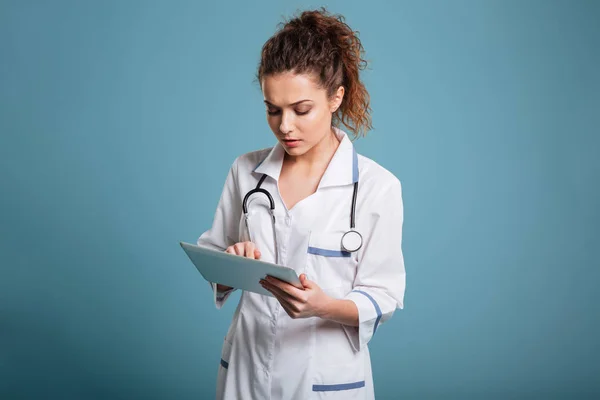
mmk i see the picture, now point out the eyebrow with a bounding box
[264,99,312,107]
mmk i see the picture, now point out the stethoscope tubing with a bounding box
[243,174,362,261]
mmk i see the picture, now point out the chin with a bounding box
[283,147,306,156]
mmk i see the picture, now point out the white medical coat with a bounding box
[197,127,406,399]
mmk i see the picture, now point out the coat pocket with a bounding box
[312,357,366,399]
[307,231,357,292]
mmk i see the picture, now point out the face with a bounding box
[261,71,344,158]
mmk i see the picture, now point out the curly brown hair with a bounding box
[256,7,373,139]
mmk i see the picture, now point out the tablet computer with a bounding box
[180,242,303,297]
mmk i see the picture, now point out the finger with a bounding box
[279,298,298,319]
[261,280,302,311]
[299,273,313,289]
[234,242,245,256]
[265,276,307,301]
[254,248,261,259]
[300,274,307,287]
[244,242,256,259]
[225,246,236,255]
[261,279,301,316]
[268,288,298,318]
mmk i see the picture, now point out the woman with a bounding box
[197,7,406,399]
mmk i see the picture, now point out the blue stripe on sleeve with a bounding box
[352,290,383,333]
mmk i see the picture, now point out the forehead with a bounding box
[261,72,327,104]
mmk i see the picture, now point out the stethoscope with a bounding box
[242,174,363,264]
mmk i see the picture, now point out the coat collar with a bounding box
[253,126,359,188]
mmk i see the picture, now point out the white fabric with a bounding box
[197,127,406,399]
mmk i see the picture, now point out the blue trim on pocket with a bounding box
[313,380,365,392]
[220,359,229,369]
[308,246,351,257]
[353,290,383,333]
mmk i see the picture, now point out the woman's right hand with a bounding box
[217,242,262,292]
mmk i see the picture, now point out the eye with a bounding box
[266,108,311,116]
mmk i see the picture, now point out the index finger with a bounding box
[244,242,256,259]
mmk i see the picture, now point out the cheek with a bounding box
[302,110,330,138]
[297,109,326,130]
[266,115,279,130]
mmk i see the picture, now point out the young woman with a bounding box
[197,7,406,399]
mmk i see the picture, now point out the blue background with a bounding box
[1,0,599,398]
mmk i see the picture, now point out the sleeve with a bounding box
[342,179,406,351]
[196,157,243,310]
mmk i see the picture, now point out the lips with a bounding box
[282,138,301,147]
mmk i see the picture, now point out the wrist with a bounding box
[316,296,360,327]
[317,295,336,319]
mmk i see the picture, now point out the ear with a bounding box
[330,85,345,113]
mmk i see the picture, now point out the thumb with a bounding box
[299,273,312,289]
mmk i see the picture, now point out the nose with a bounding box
[279,110,294,134]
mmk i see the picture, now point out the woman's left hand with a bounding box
[260,274,331,319]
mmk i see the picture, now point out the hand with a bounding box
[259,274,332,319]
[217,242,261,292]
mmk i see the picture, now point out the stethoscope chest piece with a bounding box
[341,229,363,252]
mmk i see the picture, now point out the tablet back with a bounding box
[180,242,302,297]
